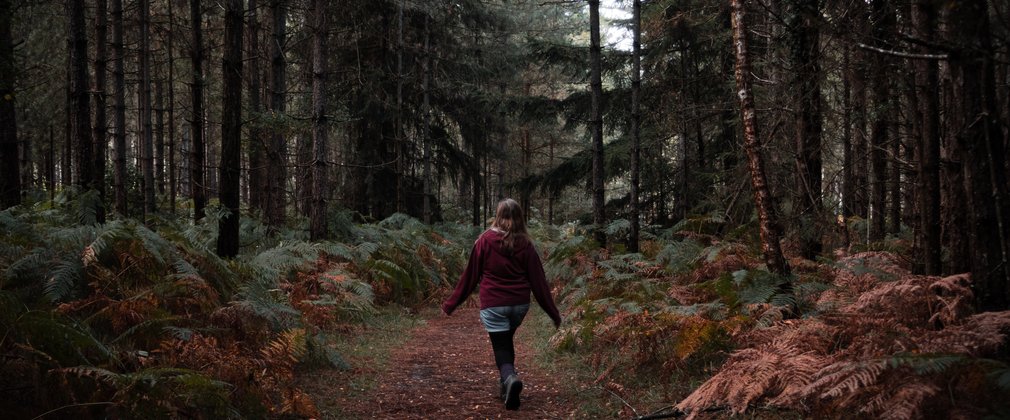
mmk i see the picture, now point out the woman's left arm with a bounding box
[527,244,562,327]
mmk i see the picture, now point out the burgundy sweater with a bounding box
[442,229,562,327]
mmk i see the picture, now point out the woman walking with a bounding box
[442,198,562,411]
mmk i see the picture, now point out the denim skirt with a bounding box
[478,304,530,333]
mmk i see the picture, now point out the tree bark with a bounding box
[731,0,790,276]
[842,47,853,221]
[787,0,822,259]
[912,1,940,275]
[267,0,288,226]
[190,0,206,222]
[112,0,127,216]
[139,0,155,217]
[589,0,606,246]
[217,0,242,258]
[868,0,893,242]
[628,0,641,253]
[247,0,265,216]
[167,0,177,213]
[92,0,108,222]
[68,0,94,199]
[422,14,432,224]
[309,0,327,240]
[156,80,165,195]
[948,1,1010,310]
[0,0,18,208]
[395,0,405,215]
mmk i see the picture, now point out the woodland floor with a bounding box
[298,306,579,419]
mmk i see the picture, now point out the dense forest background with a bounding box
[2,0,1010,418]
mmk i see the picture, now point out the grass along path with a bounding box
[300,305,576,419]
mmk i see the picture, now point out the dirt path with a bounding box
[314,307,575,419]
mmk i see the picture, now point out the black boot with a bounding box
[503,373,523,410]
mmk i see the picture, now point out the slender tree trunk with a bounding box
[422,14,432,224]
[267,0,287,226]
[217,0,242,257]
[842,48,853,220]
[167,0,176,213]
[589,0,606,246]
[912,1,942,275]
[156,80,165,195]
[849,10,869,221]
[731,0,790,276]
[112,0,127,216]
[787,0,822,259]
[309,0,327,240]
[190,0,206,221]
[395,0,405,215]
[0,0,18,208]
[889,110,902,234]
[92,0,108,222]
[868,0,893,242]
[139,0,155,217]
[629,0,641,253]
[247,0,265,216]
[949,1,1010,310]
[68,0,94,198]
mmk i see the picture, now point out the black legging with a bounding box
[488,328,517,375]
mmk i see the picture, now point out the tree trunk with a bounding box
[851,46,869,221]
[868,0,893,242]
[0,0,18,208]
[167,0,177,213]
[112,0,127,216]
[589,0,606,246]
[787,0,822,259]
[217,0,242,258]
[190,0,206,222]
[842,48,853,220]
[628,0,641,253]
[68,0,93,198]
[949,1,1010,310]
[267,0,287,226]
[92,0,108,222]
[395,0,405,215]
[731,0,790,276]
[309,0,327,240]
[247,0,265,216]
[156,80,165,195]
[913,1,941,275]
[422,14,432,224]
[139,0,155,217]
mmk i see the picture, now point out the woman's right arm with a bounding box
[441,237,484,315]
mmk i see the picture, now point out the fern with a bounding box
[45,257,85,302]
[656,238,704,273]
[15,311,115,365]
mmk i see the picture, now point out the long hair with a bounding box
[491,198,529,251]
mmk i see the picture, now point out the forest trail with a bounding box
[304,307,577,419]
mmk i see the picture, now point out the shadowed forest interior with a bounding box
[1,0,1010,418]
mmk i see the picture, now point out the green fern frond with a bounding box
[352,242,380,262]
[656,238,705,273]
[991,367,1010,391]
[15,311,115,365]
[304,333,351,370]
[45,257,85,302]
[370,259,415,290]
[234,279,301,330]
[606,218,631,236]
